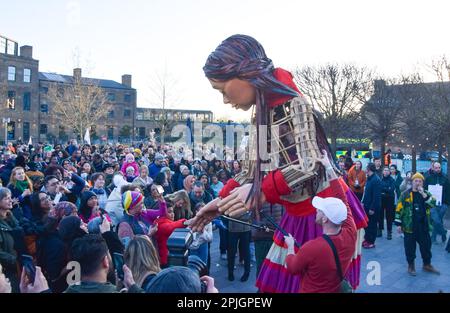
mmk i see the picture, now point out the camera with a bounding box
[167,228,193,266]
[187,255,208,293]
[167,229,207,293]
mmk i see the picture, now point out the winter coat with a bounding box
[347,166,366,195]
[362,174,382,214]
[395,189,435,233]
[120,161,140,177]
[154,217,186,266]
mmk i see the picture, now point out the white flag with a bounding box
[84,128,91,145]
[27,136,32,146]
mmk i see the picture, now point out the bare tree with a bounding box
[148,66,181,145]
[294,64,373,153]
[361,78,404,163]
[397,73,431,173]
[46,74,111,142]
[424,56,450,171]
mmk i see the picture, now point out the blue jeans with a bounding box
[431,204,448,240]
[190,242,209,265]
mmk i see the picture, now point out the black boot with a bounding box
[240,272,249,282]
[408,263,416,276]
[387,232,392,240]
[228,272,235,281]
[377,229,382,238]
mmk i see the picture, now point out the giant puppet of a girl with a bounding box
[191,35,368,293]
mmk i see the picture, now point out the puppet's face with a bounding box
[209,78,255,111]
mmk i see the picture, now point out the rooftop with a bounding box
[136,107,213,114]
[39,72,134,90]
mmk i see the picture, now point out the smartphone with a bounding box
[21,254,36,284]
[155,184,164,194]
[113,253,124,280]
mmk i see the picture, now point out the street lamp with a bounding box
[2,117,10,146]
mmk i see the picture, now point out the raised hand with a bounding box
[20,266,49,293]
[190,198,221,232]
[217,184,253,217]
[99,216,111,234]
[147,224,158,237]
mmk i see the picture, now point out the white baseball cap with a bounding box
[312,196,347,225]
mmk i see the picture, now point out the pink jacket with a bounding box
[120,161,140,176]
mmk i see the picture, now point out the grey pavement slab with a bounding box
[209,225,450,293]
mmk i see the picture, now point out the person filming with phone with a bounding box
[64,234,142,293]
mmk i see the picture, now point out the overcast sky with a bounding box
[2,0,450,121]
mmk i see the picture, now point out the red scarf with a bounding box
[266,68,302,108]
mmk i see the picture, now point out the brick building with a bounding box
[38,69,136,143]
[1,34,216,144]
[0,35,39,144]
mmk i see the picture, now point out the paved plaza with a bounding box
[210,218,450,293]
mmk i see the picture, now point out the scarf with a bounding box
[16,180,30,193]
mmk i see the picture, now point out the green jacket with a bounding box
[0,213,19,269]
[395,189,435,234]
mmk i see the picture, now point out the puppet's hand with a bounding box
[218,184,253,217]
[190,198,221,232]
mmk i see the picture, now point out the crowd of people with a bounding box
[338,153,449,276]
[0,139,248,293]
[0,139,449,293]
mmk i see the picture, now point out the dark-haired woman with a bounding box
[192,34,368,292]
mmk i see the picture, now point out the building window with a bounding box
[7,91,15,109]
[6,40,17,55]
[24,69,31,83]
[40,124,48,135]
[143,111,152,120]
[7,122,15,140]
[124,109,131,118]
[8,66,16,81]
[107,126,114,139]
[124,94,132,103]
[107,93,116,101]
[0,37,6,54]
[136,112,143,120]
[23,122,30,142]
[40,103,48,113]
[108,110,115,118]
[23,92,31,111]
[138,127,146,139]
[40,86,48,94]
